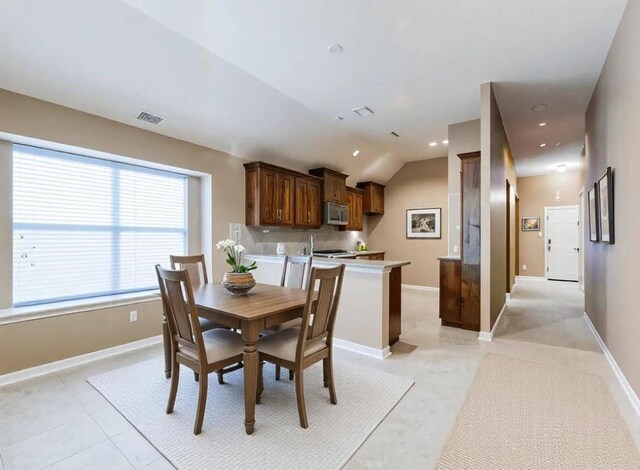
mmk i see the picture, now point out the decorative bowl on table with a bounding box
[222,272,256,296]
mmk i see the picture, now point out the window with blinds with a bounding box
[13,144,187,306]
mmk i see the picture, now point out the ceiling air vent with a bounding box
[390,131,400,138]
[136,111,164,125]
[352,106,374,117]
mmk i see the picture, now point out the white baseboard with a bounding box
[402,284,439,292]
[0,335,163,387]
[515,275,547,282]
[478,298,509,342]
[583,312,640,417]
[333,338,391,360]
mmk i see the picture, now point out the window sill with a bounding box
[0,291,161,326]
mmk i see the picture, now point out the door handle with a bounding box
[547,239,551,252]
[573,247,580,252]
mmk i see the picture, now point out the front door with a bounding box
[545,205,579,281]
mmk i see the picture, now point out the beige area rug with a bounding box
[89,357,413,469]
[435,354,640,469]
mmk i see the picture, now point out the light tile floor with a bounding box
[0,278,638,469]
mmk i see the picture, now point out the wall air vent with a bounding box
[352,106,374,117]
[390,131,400,138]
[136,111,164,125]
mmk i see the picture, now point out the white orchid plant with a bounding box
[216,239,257,274]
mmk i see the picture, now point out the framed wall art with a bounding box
[521,217,540,231]
[406,208,441,239]
[598,166,614,244]
[588,184,599,242]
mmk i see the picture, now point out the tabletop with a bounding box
[193,283,308,321]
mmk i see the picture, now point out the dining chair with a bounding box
[275,255,313,381]
[168,255,242,384]
[156,265,244,435]
[257,264,345,428]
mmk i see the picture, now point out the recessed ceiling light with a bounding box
[442,140,449,144]
[531,104,548,112]
[539,122,547,127]
[540,143,547,148]
[352,106,374,117]
[557,164,567,173]
[334,116,343,121]
[327,44,343,54]
[429,142,438,147]
[556,142,561,146]
[352,150,360,157]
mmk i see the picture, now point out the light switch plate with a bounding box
[523,264,527,270]
[129,310,138,323]
[453,245,459,253]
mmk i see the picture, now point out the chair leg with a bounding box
[194,370,208,435]
[322,358,329,388]
[217,370,224,385]
[194,372,199,382]
[275,364,281,381]
[289,369,294,381]
[294,367,308,429]
[162,321,171,379]
[327,353,337,405]
[256,361,264,404]
[166,361,180,414]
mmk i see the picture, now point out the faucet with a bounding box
[309,233,314,256]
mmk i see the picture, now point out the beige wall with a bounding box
[0,89,246,374]
[583,0,640,396]
[447,119,481,255]
[517,171,582,278]
[480,83,517,332]
[368,158,448,287]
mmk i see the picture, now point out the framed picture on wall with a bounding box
[406,208,441,239]
[521,217,540,231]
[598,166,614,244]
[588,184,599,242]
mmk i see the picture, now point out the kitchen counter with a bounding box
[242,253,410,358]
[320,250,386,259]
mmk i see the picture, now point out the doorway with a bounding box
[544,205,580,281]
[578,188,586,291]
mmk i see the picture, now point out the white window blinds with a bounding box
[13,144,187,306]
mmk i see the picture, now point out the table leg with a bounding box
[241,321,260,435]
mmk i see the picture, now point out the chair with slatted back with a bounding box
[257,264,345,428]
[274,255,312,381]
[156,265,244,435]
[168,254,241,384]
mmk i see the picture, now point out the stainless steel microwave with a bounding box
[324,202,349,226]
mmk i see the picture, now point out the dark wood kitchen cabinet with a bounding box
[356,181,385,215]
[343,186,364,231]
[244,162,295,227]
[439,257,462,326]
[309,167,348,205]
[294,176,322,228]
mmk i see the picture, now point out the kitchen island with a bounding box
[243,254,410,359]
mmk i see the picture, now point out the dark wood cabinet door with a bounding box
[259,168,278,225]
[353,192,363,231]
[308,179,322,227]
[345,190,355,230]
[372,185,384,214]
[460,153,481,331]
[277,172,295,226]
[294,178,309,227]
[439,259,462,325]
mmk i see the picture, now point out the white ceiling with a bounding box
[0,0,627,181]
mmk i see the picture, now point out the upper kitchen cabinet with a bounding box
[308,167,348,205]
[344,187,364,231]
[356,181,385,215]
[244,162,295,227]
[294,176,322,228]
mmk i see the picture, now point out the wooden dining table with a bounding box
[192,282,308,435]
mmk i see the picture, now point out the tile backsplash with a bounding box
[230,222,368,256]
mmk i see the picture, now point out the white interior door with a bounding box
[545,206,579,281]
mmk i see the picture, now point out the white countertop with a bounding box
[244,253,409,272]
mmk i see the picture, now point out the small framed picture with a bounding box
[521,217,540,231]
[598,167,614,244]
[406,208,441,239]
[588,184,599,242]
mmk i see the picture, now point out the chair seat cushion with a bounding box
[180,328,244,365]
[257,327,327,363]
[199,317,227,332]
